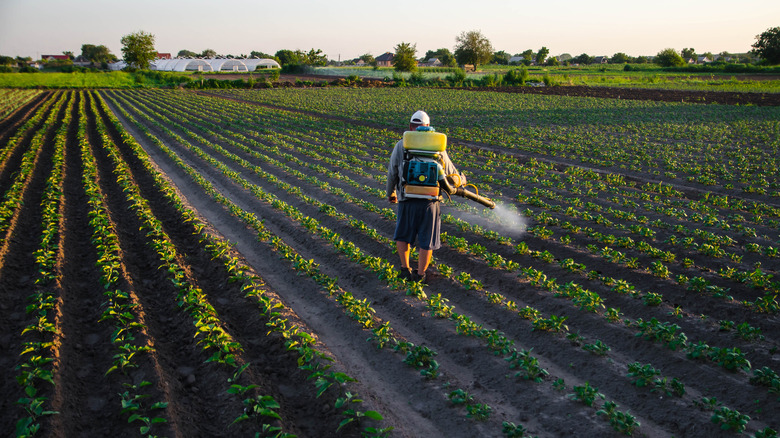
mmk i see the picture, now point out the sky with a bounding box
[1,0,778,61]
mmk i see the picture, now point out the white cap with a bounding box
[410,110,430,125]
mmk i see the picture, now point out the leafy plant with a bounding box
[597,400,640,436]
[583,340,611,356]
[711,406,750,433]
[505,349,549,382]
[569,382,604,406]
[466,403,492,421]
[708,347,751,372]
[502,421,534,437]
[448,389,474,405]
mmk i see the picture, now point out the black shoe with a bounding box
[412,271,427,284]
[398,268,413,281]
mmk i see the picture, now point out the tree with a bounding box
[516,49,534,66]
[359,53,376,67]
[752,26,780,65]
[0,55,15,66]
[274,49,303,66]
[178,49,198,58]
[250,51,275,59]
[492,50,510,65]
[303,48,327,66]
[62,51,74,60]
[572,53,593,65]
[611,52,630,64]
[81,44,115,63]
[121,31,156,69]
[681,48,696,61]
[454,30,493,71]
[424,48,457,67]
[545,56,559,66]
[655,48,685,67]
[201,49,217,58]
[393,42,417,72]
[535,47,549,65]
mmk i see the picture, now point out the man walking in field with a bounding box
[387,110,464,283]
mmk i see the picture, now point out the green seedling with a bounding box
[711,406,750,433]
[569,382,604,406]
[501,421,533,437]
[583,340,610,356]
[466,403,492,421]
[448,389,474,405]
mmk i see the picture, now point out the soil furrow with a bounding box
[84,92,247,437]
[0,91,51,146]
[0,91,65,434]
[48,91,141,437]
[0,92,59,200]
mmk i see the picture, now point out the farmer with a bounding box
[387,110,464,283]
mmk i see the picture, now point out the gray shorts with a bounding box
[393,199,441,250]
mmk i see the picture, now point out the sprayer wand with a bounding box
[439,175,496,209]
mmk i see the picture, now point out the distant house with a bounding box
[157,53,172,59]
[42,55,70,62]
[355,59,366,66]
[375,52,394,67]
[508,56,525,65]
[697,56,712,64]
[73,55,91,67]
[421,58,443,67]
[592,56,608,64]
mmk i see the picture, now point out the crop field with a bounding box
[0,86,778,437]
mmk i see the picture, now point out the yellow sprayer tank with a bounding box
[403,129,447,153]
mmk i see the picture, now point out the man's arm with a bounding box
[441,150,467,186]
[387,141,402,202]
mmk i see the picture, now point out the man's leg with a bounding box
[397,241,411,269]
[418,248,432,276]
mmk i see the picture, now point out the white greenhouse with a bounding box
[152,58,213,72]
[243,58,281,71]
[150,58,280,72]
[209,58,248,72]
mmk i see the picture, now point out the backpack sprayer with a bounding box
[402,127,495,209]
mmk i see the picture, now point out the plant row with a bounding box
[13,91,71,437]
